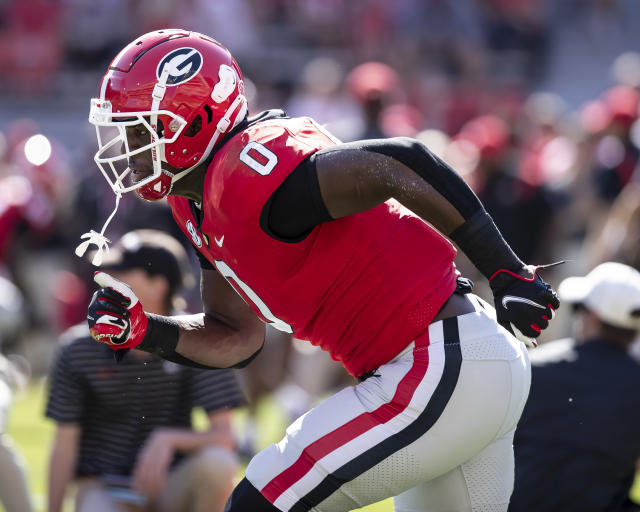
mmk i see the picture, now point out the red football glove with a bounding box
[87,271,148,349]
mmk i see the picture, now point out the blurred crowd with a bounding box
[1,0,640,508]
[1,0,640,352]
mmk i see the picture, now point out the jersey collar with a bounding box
[189,109,290,223]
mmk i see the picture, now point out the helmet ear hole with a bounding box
[184,115,202,137]
[203,104,213,124]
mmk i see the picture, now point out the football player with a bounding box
[80,30,560,512]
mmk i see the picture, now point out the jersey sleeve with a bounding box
[192,244,214,269]
[204,117,337,231]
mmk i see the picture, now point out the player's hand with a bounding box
[87,271,148,349]
[489,264,560,348]
[131,429,175,500]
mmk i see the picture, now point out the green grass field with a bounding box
[7,380,640,512]
[6,380,392,512]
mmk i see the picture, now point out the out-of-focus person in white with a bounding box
[0,275,32,512]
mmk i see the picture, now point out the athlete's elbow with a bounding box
[387,136,425,152]
[228,327,265,369]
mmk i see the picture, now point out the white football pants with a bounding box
[247,295,531,512]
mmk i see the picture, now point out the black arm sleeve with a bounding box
[324,137,485,219]
[264,136,484,243]
[261,156,333,242]
[265,136,522,276]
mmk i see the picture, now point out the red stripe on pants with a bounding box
[261,332,430,503]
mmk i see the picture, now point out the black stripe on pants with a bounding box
[290,317,463,512]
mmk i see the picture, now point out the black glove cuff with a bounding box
[137,314,179,355]
[488,269,526,293]
[449,210,523,279]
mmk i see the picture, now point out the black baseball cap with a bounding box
[95,229,193,295]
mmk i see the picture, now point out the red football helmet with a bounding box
[78,29,247,266]
[89,29,247,202]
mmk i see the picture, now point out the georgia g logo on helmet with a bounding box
[157,47,204,86]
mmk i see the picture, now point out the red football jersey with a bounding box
[168,115,458,376]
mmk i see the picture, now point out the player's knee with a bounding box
[224,478,279,512]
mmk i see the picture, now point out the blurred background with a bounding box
[2,0,640,511]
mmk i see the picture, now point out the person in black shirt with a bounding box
[46,230,246,512]
[510,262,640,512]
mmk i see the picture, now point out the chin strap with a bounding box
[75,192,122,266]
[150,64,170,172]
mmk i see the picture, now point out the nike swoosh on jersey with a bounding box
[215,235,224,247]
[502,295,546,310]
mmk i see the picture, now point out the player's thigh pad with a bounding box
[245,296,530,512]
[393,434,516,512]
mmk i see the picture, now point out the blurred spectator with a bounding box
[478,0,549,83]
[587,85,640,203]
[563,84,640,246]
[542,0,640,108]
[234,325,292,459]
[510,262,640,512]
[345,61,401,140]
[0,353,31,512]
[0,274,31,512]
[0,0,63,94]
[60,0,133,72]
[173,0,259,55]
[1,129,77,334]
[45,230,245,512]
[518,92,575,189]
[0,174,31,269]
[10,133,74,245]
[458,114,563,264]
[379,102,425,138]
[0,274,26,355]
[582,181,640,271]
[285,56,361,141]
[611,52,640,90]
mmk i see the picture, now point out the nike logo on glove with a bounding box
[502,295,546,309]
[96,315,127,329]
